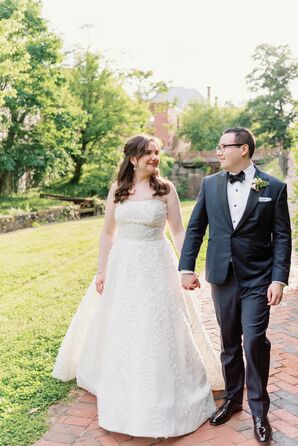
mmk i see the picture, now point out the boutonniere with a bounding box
[251,177,269,192]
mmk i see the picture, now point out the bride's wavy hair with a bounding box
[114,135,170,203]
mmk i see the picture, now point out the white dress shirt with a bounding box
[228,162,255,229]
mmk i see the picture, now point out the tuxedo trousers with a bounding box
[210,263,271,417]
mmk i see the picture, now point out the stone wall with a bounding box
[0,206,81,233]
[171,164,207,199]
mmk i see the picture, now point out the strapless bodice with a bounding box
[114,199,167,241]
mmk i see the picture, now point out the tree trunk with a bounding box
[0,172,15,195]
[70,140,87,184]
[70,159,84,184]
[278,148,288,178]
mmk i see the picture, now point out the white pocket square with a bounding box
[259,197,272,202]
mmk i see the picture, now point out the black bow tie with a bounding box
[228,171,245,184]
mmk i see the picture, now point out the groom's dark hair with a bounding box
[223,127,256,158]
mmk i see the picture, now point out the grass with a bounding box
[0,200,206,446]
[0,190,71,216]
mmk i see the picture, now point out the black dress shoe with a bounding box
[253,416,272,444]
[209,399,242,426]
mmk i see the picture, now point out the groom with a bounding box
[179,128,291,444]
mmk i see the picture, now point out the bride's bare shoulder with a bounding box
[104,182,118,207]
[108,182,118,196]
[165,180,178,197]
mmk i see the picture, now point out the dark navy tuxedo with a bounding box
[179,165,291,416]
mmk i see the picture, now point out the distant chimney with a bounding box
[214,96,218,107]
[207,86,211,104]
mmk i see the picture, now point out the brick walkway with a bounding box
[34,159,298,446]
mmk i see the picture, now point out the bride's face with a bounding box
[134,141,160,175]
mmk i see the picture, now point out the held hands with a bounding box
[95,272,105,295]
[181,273,201,291]
[267,282,284,306]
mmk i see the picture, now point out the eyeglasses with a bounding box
[215,144,243,152]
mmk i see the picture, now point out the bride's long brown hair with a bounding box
[114,135,170,203]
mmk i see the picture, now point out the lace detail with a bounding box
[115,199,166,241]
[52,199,222,437]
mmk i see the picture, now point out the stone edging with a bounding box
[0,205,81,233]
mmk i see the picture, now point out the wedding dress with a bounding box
[52,199,223,437]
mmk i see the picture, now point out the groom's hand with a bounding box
[267,282,284,306]
[181,273,201,291]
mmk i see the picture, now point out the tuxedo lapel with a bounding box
[217,171,233,229]
[234,166,267,232]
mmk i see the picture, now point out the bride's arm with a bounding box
[96,183,117,294]
[166,181,185,256]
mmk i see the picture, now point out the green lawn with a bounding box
[0,200,205,446]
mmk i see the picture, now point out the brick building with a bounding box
[150,86,205,154]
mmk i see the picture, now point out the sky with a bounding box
[41,0,298,106]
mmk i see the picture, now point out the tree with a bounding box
[0,0,30,108]
[0,0,83,194]
[246,44,298,149]
[178,101,244,151]
[68,51,150,184]
[124,69,168,103]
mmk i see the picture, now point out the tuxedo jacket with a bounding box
[179,166,292,287]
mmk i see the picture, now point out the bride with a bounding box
[52,134,224,438]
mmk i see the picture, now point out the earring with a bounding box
[133,165,136,171]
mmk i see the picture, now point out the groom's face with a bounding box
[217,133,245,172]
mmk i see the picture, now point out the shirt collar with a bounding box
[229,162,255,178]
[243,162,255,179]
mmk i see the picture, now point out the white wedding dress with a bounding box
[52,199,223,437]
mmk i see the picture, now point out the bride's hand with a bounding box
[96,272,105,295]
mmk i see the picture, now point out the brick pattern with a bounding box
[33,157,298,446]
[32,271,298,446]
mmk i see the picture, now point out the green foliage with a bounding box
[245,44,298,149]
[159,152,175,178]
[0,0,84,194]
[68,51,150,184]
[0,3,169,198]
[178,101,244,151]
[0,200,205,445]
[45,163,118,199]
[0,0,30,107]
[124,69,169,103]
